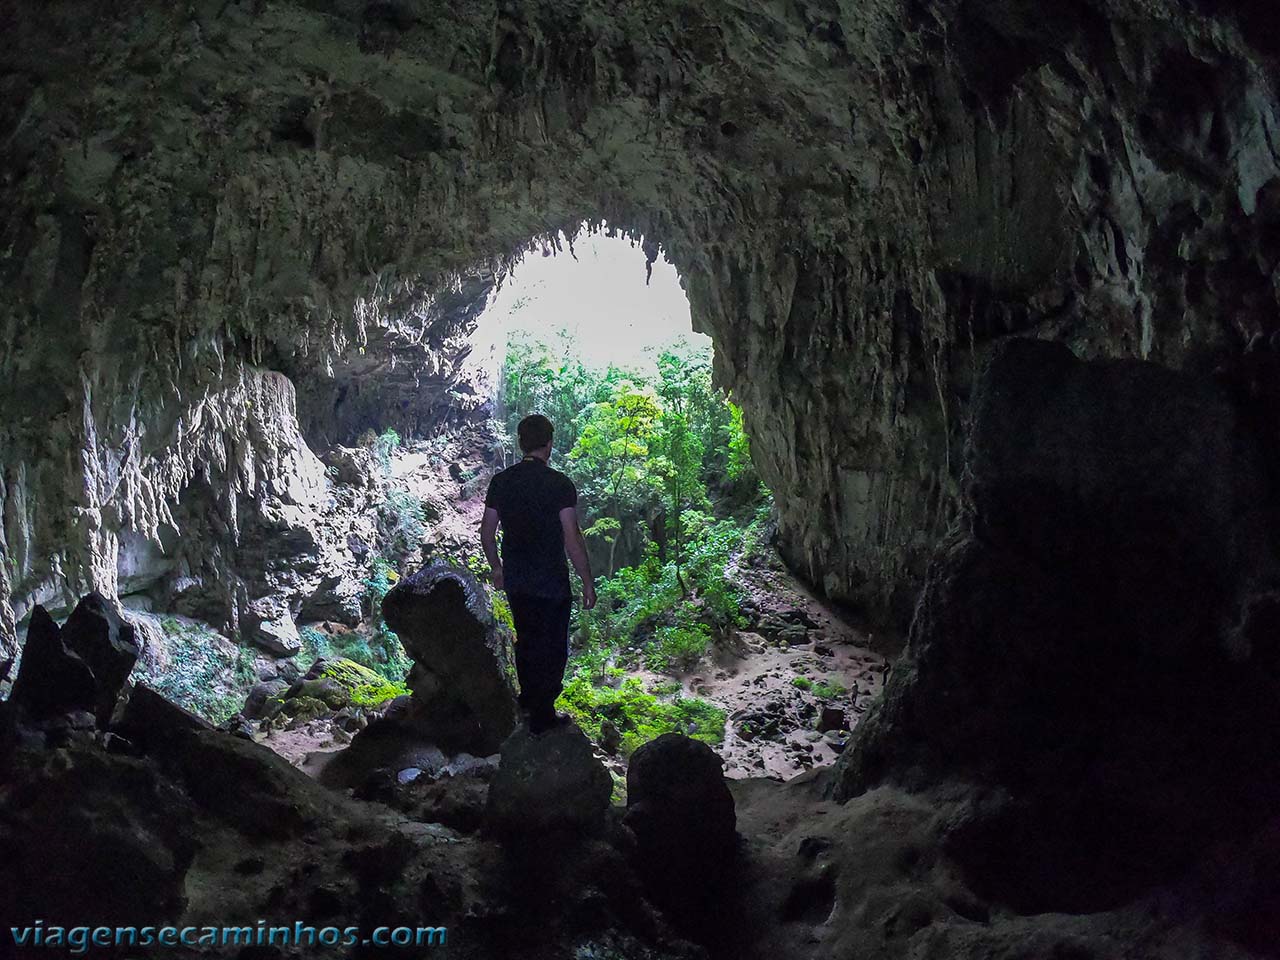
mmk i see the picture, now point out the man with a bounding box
[481,414,596,734]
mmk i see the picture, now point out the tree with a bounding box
[654,348,710,596]
[569,384,663,576]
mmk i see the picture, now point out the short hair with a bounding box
[517,414,554,453]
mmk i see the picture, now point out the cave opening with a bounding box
[307,225,886,784]
[3,1,1280,954]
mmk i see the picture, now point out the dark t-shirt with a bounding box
[484,458,578,598]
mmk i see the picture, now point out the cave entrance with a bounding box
[359,225,888,783]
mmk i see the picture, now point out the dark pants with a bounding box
[507,593,572,726]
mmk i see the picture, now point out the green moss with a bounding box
[556,672,725,757]
[319,657,407,707]
[133,619,256,724]
[791,676,813,690]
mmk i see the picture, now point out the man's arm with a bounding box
[560,507,597,609]
[480,507,503,591]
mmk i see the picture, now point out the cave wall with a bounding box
[0,0,1277,647]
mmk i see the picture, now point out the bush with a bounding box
[791,676,813,691]
[555,672,726,756]
[813,680,847,700]
[378,490,427,563]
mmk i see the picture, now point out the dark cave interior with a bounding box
[1,0,1280,957]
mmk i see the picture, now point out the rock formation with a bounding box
[485,722,613,840]
[381,563,518,754]
[832,339,1280,913]
[3,0,1275,640]
[625,733,738,933]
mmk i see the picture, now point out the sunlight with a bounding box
[466,228,708,385]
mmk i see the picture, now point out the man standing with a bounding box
[481,414,596,734]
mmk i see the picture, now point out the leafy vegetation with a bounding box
[134,618,257,724]
[556,672,727,757]
[498,333,773,751]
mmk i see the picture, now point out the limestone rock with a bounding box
[242,679,289,721]
[381,563,518,754]
[832,340,1280,912]
[60,592,141,726]
[625,734,738,931]
[246,603,301,658]
[485,723,612,840]
[8,607,97,721]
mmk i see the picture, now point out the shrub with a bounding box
[812,680,847,700]
[555,672,725,756]
[378,489,427,563]
[372,427,401,473]
[791,676,813,691]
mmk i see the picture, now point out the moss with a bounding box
[133,618,256,724]
[791,676,813,690]
[319,657,407,708]
[556,672,726,757]
[282,695,329,723]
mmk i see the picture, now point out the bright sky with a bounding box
[464,228,707,385]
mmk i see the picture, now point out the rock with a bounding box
[248,607,301,657]
[485,723,611,841]
[118,682,215,754]
[778,624,810,646]
[817,707,847,733]
[833,340,1280,913]
[0,742,198,925]
[381,563,518,753]
[8,607,98,721]
[625,735,737,932]
[61,593,140,727]
[243,679,289,720]
[599,719,623,755]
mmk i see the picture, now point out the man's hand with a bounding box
[492,565,504,592]
[582,581,597,610]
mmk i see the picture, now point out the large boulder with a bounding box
[381,563,518,754]
[8,607,98,721]
[60,593,141,726]
[10,594,140,727]
[624,734,737,924]
[833,339,1280,912]
[485,723,612,840]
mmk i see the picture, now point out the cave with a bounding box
[2,0,1280,957]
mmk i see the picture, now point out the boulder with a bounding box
[485,723,611,840]
[381,563,518,753]
[833,339,1280,912]
[60,592,141,725]
[243,679,289,720]
[625,734,737,864]
[117,682,214,755]
[8,607,97,721]
[624,734,737,929]
[248,607,302,657]
[817,706,846,733]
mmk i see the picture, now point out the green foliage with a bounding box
[319,658,408,707]
[135,619,257,724]
[378,489,427,563]
[791,675,813,691]
[726,402,754,482]
[813,680,848,700]
[499,332,774,754]
[555,672,726,756]
[373,428,401,473]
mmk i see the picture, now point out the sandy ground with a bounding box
[659,560,888,781]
